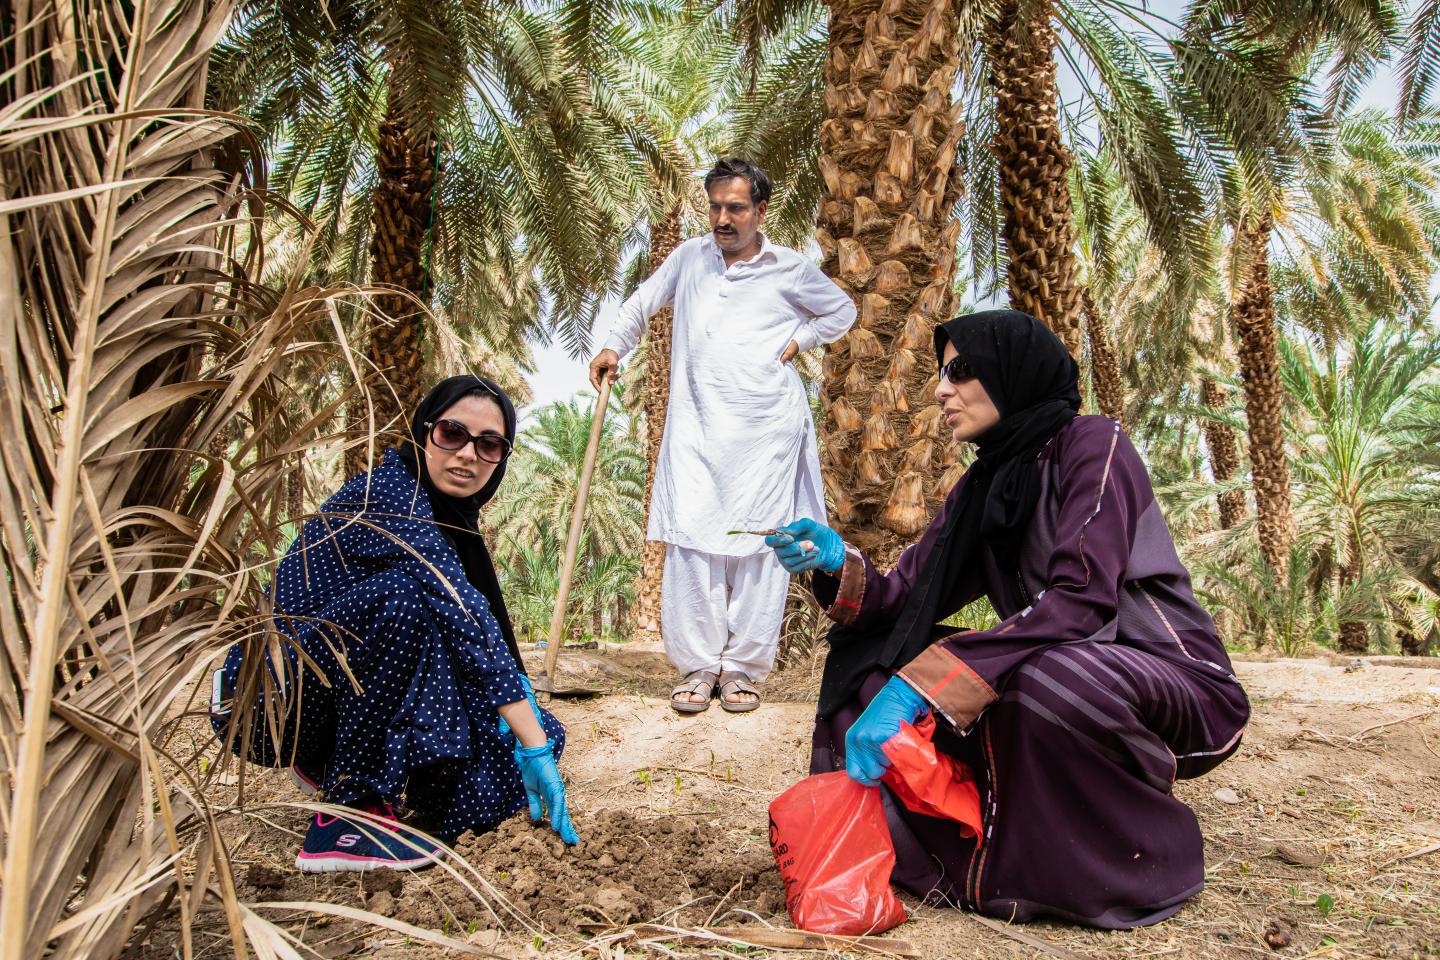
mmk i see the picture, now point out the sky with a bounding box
[517,12,1408,420]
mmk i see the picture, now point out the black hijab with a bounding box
[396,374,524,672]
[818,310,1081,715]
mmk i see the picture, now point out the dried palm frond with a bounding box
[0,2,370,958]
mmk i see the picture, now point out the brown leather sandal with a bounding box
[671,670,718,714]
[717,671,761,713]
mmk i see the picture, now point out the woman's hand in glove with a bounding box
[514,741,581,845]
[844,677,929,786]
[765,518,846,574]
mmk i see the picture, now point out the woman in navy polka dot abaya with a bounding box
[214,375,579,872]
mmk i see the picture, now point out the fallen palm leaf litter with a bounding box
[577,922,919,956]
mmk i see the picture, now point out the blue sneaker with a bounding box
[295,803,441,872]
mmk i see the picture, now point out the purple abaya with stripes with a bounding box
[811,416,1249,929]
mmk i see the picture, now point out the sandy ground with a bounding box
[146,655,1440,959]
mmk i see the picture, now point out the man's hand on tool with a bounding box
[765,519,845,574]
[844,677,930,786]
[515,741,582,845]
[588,349,620,391]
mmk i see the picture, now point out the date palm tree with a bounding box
[487,393,647,578]
[1282,318,1440,653]
[210,0,674,462]
[1173,0,1412,577]
[729,0,1260,556]
[1226,106,1440,574]
[0,0,365,955]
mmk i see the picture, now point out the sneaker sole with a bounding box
[210,668,230,718]
[294,851,437,872]
[289,767,320,795]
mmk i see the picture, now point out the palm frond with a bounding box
[1398,0,1440,127]
[724,7,828,246]
[0,2,367,956]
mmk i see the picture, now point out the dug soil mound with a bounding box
[394,810,785,934]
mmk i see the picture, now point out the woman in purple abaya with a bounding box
[765,311,1249,929]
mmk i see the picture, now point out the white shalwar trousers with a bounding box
[661,545,790,682]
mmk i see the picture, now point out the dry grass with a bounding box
[0,3,400,957]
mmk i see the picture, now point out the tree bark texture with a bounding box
[347,96,437,476]
[987,1,1083,359]
[1336,529,1369,654]
[1199,377,1247,530]
[1232,211,1293,575]
[631,204,683,639]
[1082,289,1124,424]
[816,0,966,561]
[1336,618,1370,654]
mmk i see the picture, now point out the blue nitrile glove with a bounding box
[764,518,846,574]
[844,677,930,786]
[498,674,543,739]
[515,741,581,845]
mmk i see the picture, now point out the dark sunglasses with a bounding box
[426,419,512,463]
[940,355,977,384]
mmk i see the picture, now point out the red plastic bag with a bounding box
[768,772,908,935]
[881,715,983,842]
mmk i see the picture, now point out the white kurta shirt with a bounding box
[603,233,857,556]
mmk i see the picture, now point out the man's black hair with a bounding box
[704,157,773,206]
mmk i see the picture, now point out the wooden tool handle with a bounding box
[540,375,612,685]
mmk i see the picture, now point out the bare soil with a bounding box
[147,654,1440,959]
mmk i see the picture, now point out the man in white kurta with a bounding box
[590,158,856,711]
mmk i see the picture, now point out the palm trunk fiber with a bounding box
[1082,289,1124,423]
[1232,212,1293,577]
[1199,377,1246,530]
[816,0,966,563]
[347,96,437,476]
[631,203,684,639]
[987,0,1084,360]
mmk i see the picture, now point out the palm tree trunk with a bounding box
[1336,529,1368,654]
[630,202,683,639]
[346,92,437,475]
[1336,613,1369,653]
[817,0,966,561]
[987,0,1083,359]
[1082,289,1124,423]
[1232,211,1293,574]
[1199,377,1246,529]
